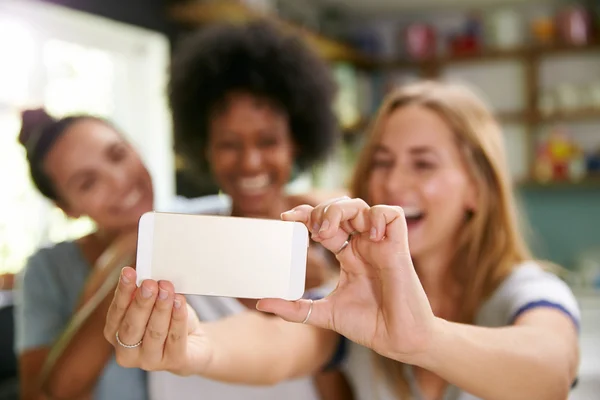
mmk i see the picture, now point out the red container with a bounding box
[556,6,591,46]
[404,23,436,60]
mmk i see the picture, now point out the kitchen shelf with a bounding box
[168,0,373,66]
[380,42,600,70]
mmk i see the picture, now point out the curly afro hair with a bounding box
[169,20,339,174]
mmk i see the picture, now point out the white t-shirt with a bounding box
[148,195,322,400]
[342,261,581,400]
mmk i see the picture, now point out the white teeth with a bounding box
[239,174,269,192]
[122,190,142,209]
[402,206,423,218]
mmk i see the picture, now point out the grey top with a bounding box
[342,261,581,400]
[12,194,231,400]
[13,241,148,400]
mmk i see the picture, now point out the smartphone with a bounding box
[136,212,309,300]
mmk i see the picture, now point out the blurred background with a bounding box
[0,0,599,397]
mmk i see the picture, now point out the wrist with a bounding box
[176,325,213,377]
[405,316,450,370]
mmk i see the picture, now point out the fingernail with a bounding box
[121,272,130,284]
[312,223,320,232]
[319,219,330,233]
[158,288,168,300]
[370,227,377,240]
[255,301,263,311]
[173,298,182,309]
[141,285,152,298]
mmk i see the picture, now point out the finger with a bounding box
[139,281,175,367]
[280,204,313,226]
[117,279,159,350]
[371,206,409,251]
[104,267,137,343]
[313,199,371,253]
[319,198,371,238]
[256,298,332,331]
[309,196,351,234]
[164,294,189,372]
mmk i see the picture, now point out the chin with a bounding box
[407,235,426,259]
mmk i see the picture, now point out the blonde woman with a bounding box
[105,81,579,400]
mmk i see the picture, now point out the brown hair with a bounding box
[349,81,532,398]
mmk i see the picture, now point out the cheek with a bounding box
[366,171,386,203]
[208,150,232,176]
[421,173,470,212]
[271,148,294,177]
[67,194,106,218]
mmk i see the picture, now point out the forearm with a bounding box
[415,318,576,400]
[41,271,119,399]
[192,310,338,385]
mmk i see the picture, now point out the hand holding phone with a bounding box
[136,212,309,300]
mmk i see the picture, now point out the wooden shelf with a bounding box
[518,177,600,189]
[490,109,600,125]
[382,43,600,70]
[536,109,600,123]
[168,1,372,66]
[496,110,528,123]
[532,42,600,57]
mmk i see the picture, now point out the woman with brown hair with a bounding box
[106,81,579,400]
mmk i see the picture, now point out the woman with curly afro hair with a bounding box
[124,20,353,400]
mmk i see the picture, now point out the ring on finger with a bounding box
[335,233,353,255]
[302,299,314,324]
[115,331,143,349]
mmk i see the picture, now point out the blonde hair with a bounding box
[349,81,533,398]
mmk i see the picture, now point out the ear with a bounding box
[55,201,81,219]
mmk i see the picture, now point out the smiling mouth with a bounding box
[238,174,270,195]
[114,188,145,214]
[403,206,425,224]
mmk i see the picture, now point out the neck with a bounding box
[413,244,461,319]
[413,251,452,297]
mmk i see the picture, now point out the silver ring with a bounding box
[115,331,142,349]
[302,299,314,324]
[335,234,353,255]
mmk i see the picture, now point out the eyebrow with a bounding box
[373,144,436,156]
[409,146,436,156]
[373,144,391,155]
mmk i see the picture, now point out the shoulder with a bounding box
[479,261,580,328]
[14,242,87,352]
[17,241,84,288]
[496,261,576,305]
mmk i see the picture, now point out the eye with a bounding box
[413,159,436,170]
[78,177,97,192]
[258,137,278,148]
[215,140,239,150]
[109,144,128,162]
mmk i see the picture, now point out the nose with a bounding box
[384,166,414,196]
[239,147,263,173]
[108,165,132,192]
